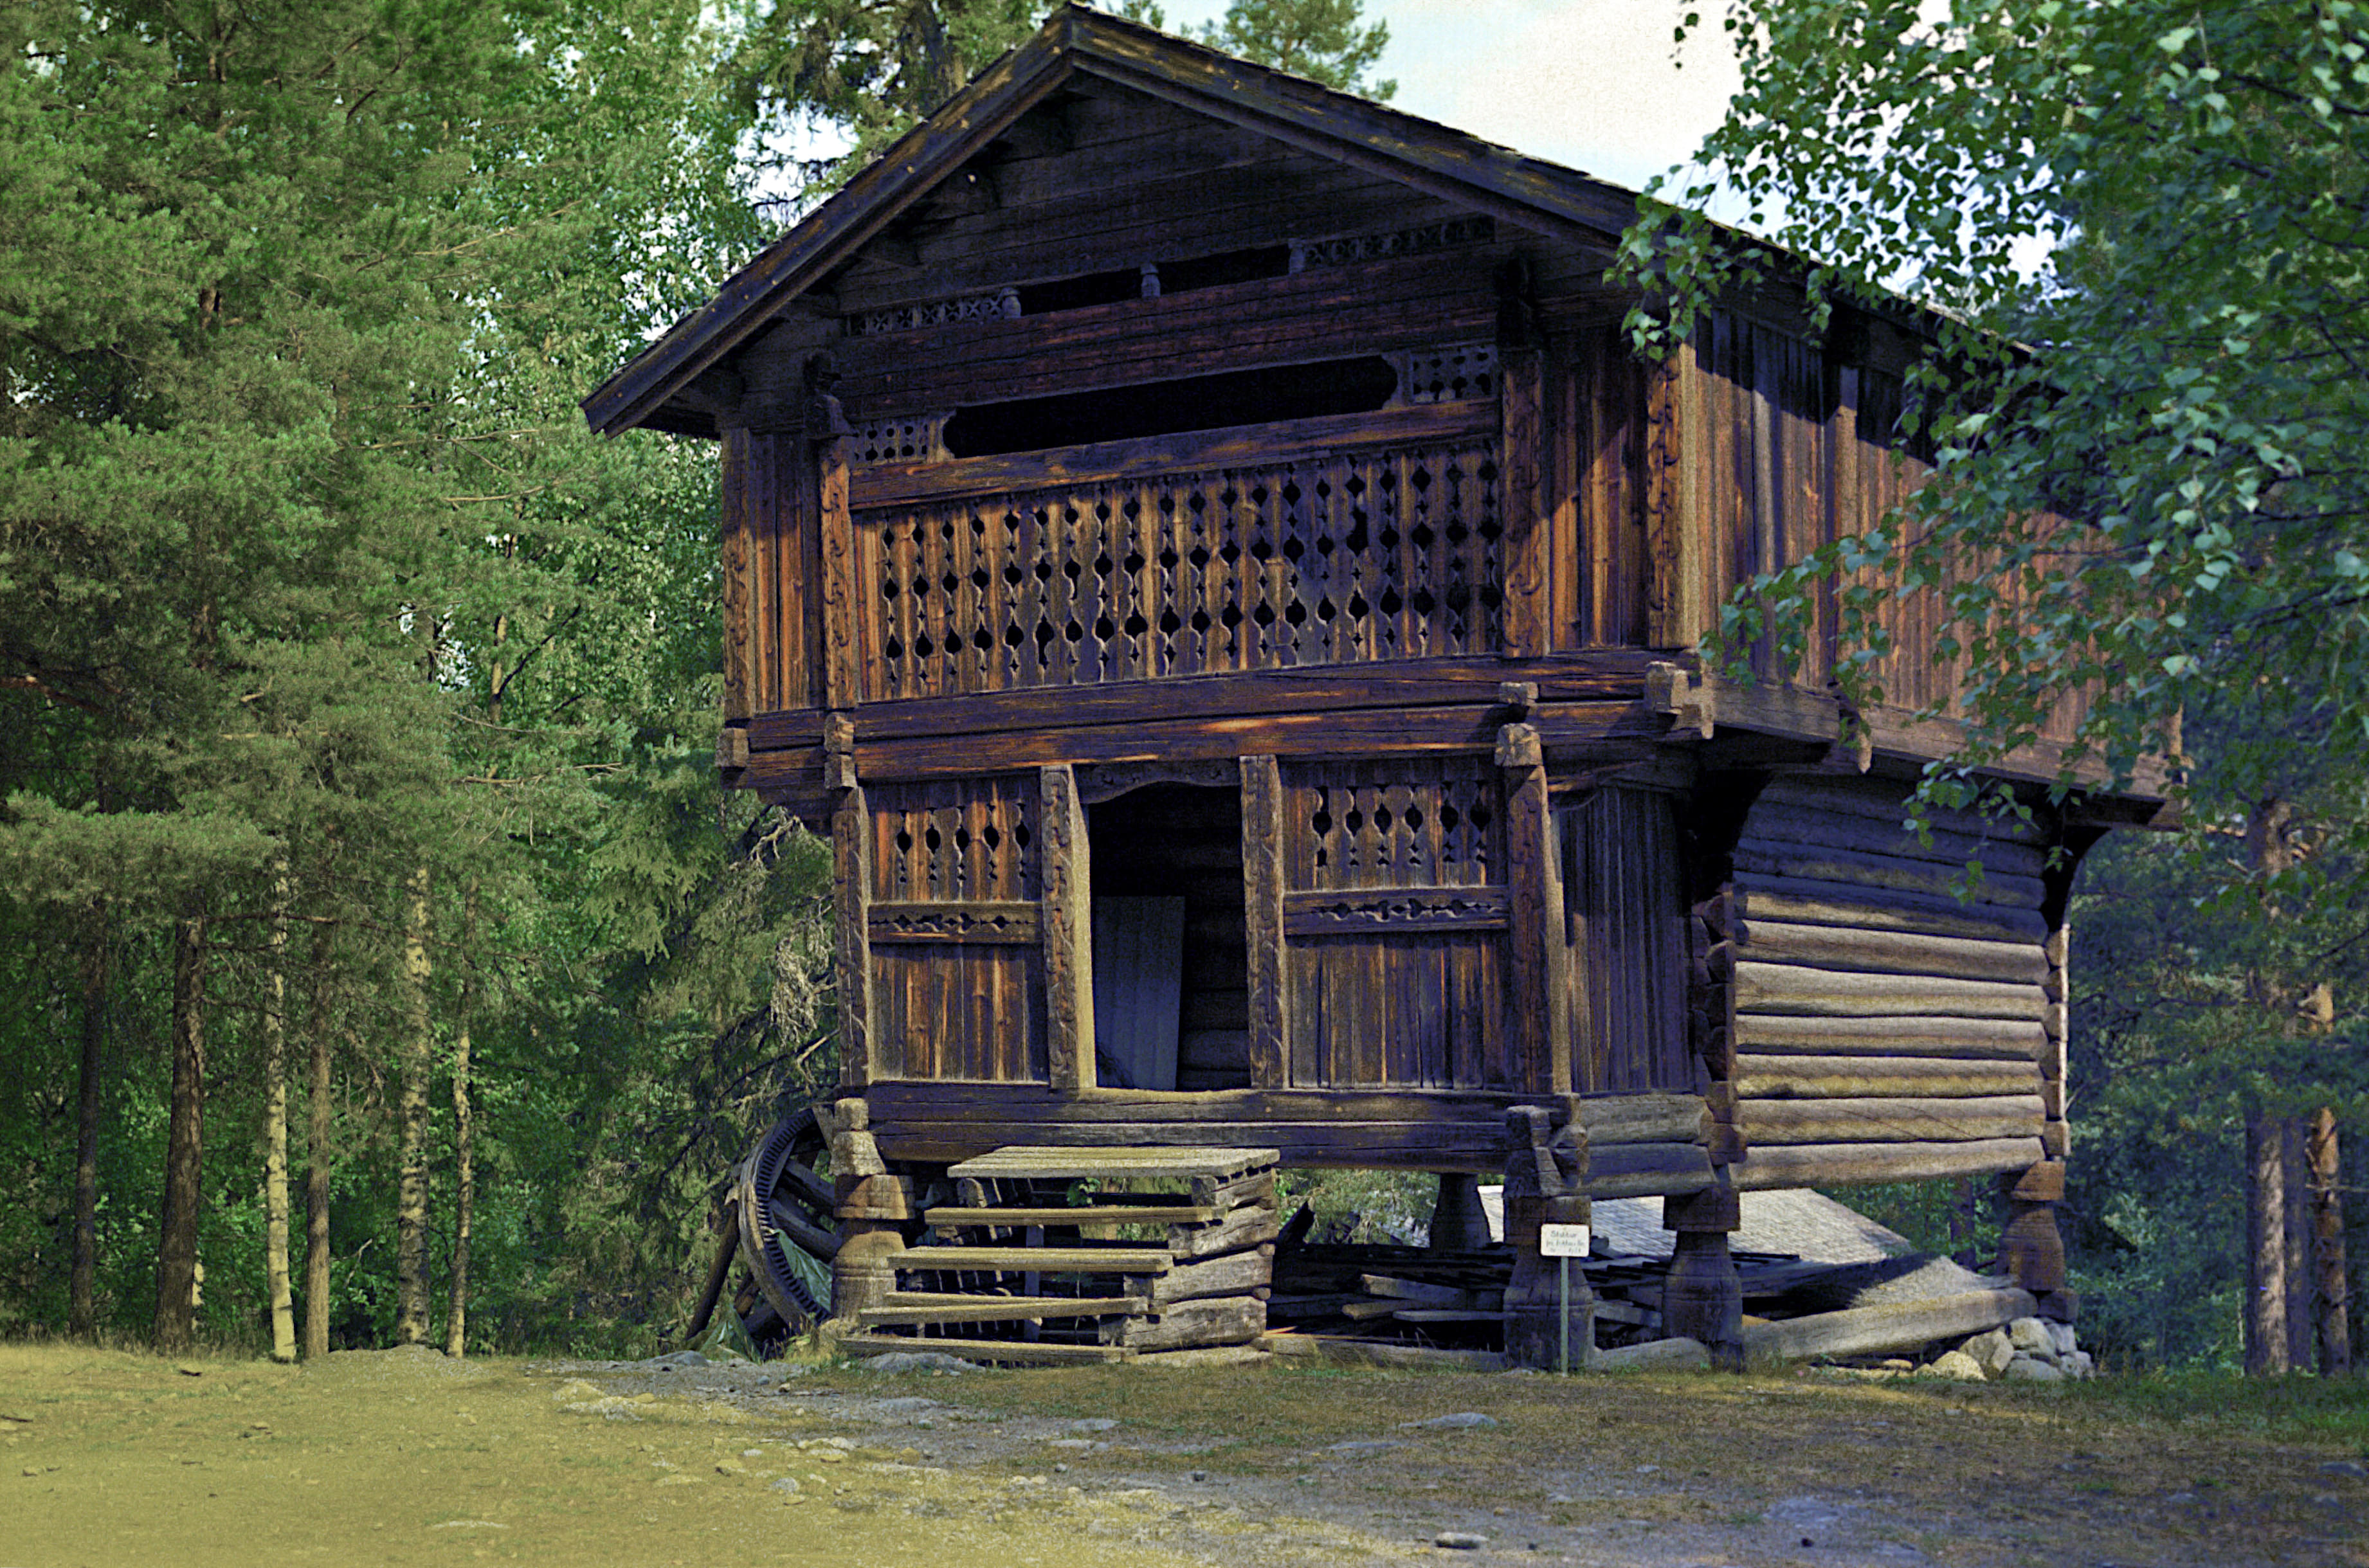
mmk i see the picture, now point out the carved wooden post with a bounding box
[824,1098,905,1323]
[719,424,755,723]
[828,717,873,1092]
[1498,720,1571,1094]
[1499,343,1552,656]
[1502,1105,1591,1368]
[1241,754,1288,1090]
[1662,1178,1743,1370]
[808,354,859,713]
[1039,763,1094,1094]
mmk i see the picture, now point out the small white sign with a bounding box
[1538,1223,1590,1258]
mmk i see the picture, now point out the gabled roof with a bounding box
[582,4,1645,438]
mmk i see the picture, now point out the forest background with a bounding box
[1,0,2361,1374]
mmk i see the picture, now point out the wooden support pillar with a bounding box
[1499,723,1571,1094]
[1662,1180,1743,1371]
[829,719,873,1091]
[1429,1173,1489,1252]
[824,1098,903,1323]
[1999,1159,2071,1320]
[1241,754,1288,1090]
[1501,1105,1590,1368]
[1039,764,1093,1094]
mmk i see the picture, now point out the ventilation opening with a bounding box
[942,356,1400,458]
[1009,245,1294,317]
[1088,785,1250,1094]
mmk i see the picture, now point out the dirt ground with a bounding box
[3,1342,2363,1567]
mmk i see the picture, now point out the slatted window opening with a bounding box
[855,438,1504,700]
[1278,757,1512,1090]
[867,777,1047,1082]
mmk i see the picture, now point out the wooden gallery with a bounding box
[586,9,2160,1367]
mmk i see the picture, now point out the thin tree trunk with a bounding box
[2246,1108,2290,1376]
[2310,1108,2351,1374]
[154,915,208,1355]
[262,876,296,1362]
[444,888,475,1358]
[395,865,433,1346]
[302,924,335,1360]
[69,924,108,1338]
[2283,1115,2316,1370]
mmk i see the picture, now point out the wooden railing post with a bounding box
[830,717,873,1090]
[1498,721,1570,1094]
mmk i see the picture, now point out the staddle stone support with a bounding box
[1428,1171,1490,1251]
[826,1099,906,1321]
[1661,1178,1743,1370]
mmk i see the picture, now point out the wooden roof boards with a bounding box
[581,5,1642,440]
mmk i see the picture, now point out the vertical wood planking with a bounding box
[1241,754,1288,1089]
[833,781,874,1089]
[1040,764,1094,1093]
[1500,347,1550,655]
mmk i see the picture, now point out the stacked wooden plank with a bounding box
[1713,777,2056,1191]
[837,1146,1278,1366]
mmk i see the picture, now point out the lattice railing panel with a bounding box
[1281,757,1503,892]
[855,440,1503,700]
[867,777,1039,902]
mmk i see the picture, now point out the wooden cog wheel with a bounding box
[733,1107,841,1331]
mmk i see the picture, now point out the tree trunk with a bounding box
[154,915,208,1355]
[444,888,475,1358]
[69,926,108,1338]
[396,865,433,1346]
[2309,1108,2351,1374]
[302,924,335,1360]
[2283,1115,2316,1371]
[262,879,296,1363]
[2245,1108,2289,1376]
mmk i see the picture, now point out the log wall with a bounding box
[1718,775,2057,1189]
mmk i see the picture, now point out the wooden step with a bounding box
[858,1295,1149,1326]
[839,1332,1136,1366]
[884,1246,1174,1274]
[923,1203,1218,1227]
[947,1146,1278,1183]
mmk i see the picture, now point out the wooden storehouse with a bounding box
[586,8,2161,1362]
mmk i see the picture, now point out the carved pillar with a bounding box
[1502,1105,1591,1368]
[1499,720,1572,1094]
[824,1098,904,1323]
[1241,755,1288,1090]
[829,718,873,1091]
[1039,764,1094,1094]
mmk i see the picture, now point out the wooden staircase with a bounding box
[839,1146,1279,1366]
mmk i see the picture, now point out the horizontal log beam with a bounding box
[1734,881,2049,946]
[1734,1054,2040,1099]
[1754,776,2051,844]
[1730,1137,2046,1189]
[1736,1095,2046,1145]
[1734,962,2047,1021]
[857,1295,1149,1325]
[849,401,1497,509]
[745,651,1673,750]
[1738,1287,2038,1362]
[1585,1140,1716,1198]
[1730,1013,2045,1060]
[1575,1093,1710,1147]
[1734,919,2047,986]
[1732,844,2046,910]
[1742,801,2050,879]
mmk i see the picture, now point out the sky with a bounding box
[1148,0,1744,197]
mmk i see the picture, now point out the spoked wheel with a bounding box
[733,1108,841,1334]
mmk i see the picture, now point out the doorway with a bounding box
[1087,784,1251,1092]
